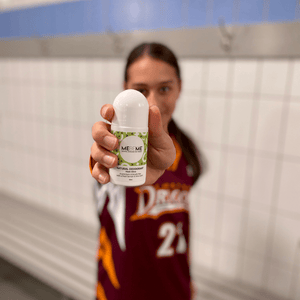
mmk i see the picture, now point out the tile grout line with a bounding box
[194,59,209,271]
[212,59,235,275]
[261,59,295,293]
[236,59,264,281]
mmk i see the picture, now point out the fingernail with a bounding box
[101,106,108,117]
[103,155,114,166]
[98,173,107,184]
[103,136,117,149]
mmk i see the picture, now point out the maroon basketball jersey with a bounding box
[94,137,195,300]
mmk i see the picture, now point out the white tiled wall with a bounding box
[1,57,300,299]
[0,58,124,228]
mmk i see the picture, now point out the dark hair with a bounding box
[125,43,181,82]
[124,43,203,183]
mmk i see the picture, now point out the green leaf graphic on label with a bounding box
[111,130,148,166]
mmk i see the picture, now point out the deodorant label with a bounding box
[111,130,148,182]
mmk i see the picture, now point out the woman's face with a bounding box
[124,55,181,133]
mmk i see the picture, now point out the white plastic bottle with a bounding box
[109,89,149,186]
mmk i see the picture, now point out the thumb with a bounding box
[147,105,176,169]
[148,105,164,139]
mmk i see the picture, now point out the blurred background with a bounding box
[0,0,300,299]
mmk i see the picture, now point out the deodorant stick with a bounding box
[109,89,149,186]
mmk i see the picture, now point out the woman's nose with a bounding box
[146,91,158,107]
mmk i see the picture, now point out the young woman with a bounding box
[90,43,202,300]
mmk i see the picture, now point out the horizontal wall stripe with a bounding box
[0,0,104,39]
[107,0,184,32]
[239,0,264,25]
[212,0,236,25]
[268,0,299,23]
[187,0,207,27]
[0,0,300,40]
[0,22,299,58]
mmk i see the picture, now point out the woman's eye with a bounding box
[137,89,146,95]
[160,86,170,93]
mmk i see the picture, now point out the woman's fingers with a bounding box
[91,162,110,184]
[100,104,115,122]
[91,142,118,169]
[90,104,119,184]
[92,104,118,150]
[91,121,119,151]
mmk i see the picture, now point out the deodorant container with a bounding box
[109,89,149,186]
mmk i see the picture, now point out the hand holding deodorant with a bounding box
[109,89,149,186]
